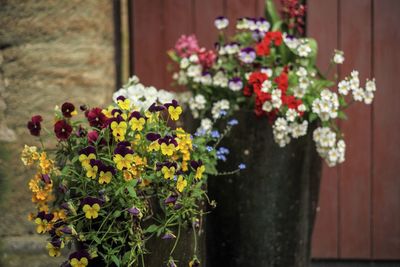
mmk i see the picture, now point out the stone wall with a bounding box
[0,1,115,266]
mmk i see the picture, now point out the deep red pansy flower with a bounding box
[87,130,99,144]
[61,102,76,118]
[85,107,107,128]
[54,120,72,140]
[27,115,43,136]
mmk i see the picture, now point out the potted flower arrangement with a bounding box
[22,77,241,267]
[168,0,377,266]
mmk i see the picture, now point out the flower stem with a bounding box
[169,221,181,256]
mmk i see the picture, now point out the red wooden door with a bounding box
[309,0,400,260]
[130,0,400,260]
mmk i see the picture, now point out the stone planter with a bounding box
[205,111,322,267]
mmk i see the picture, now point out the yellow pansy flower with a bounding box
[161,166,176,179]
[99,171,112,184]
[39,152,53,174]
[110,121,127,141]
[102,105,115,118]
[168,106,182,121]
[117,98,131,110]
[181,161,189,172]
[123,170,133,181]
[130,117,146,131]
[161,143,175,156]
[78,153,96,169]
[85,165,98,179]
[176,176,187,192]
[21,145,40,166]
[82,203,100,219]
[148,141,160,152]
[70,257,89,267]
[113,153,134,170]
[46,242,64,257]
[34,218,50,234]
[195,165,206,180]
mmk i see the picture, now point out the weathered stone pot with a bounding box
[204,110,322,267]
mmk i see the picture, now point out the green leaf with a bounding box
[111,255,121,267]
[113,210,122,218]
[306,38,318,67]
[144,224,159,233]
[309,113,318,122]
[127,186,137,198]
[272,20,283,31]
[337,111,348,120]
[92,236,101,244]
[265,0,281,26]
[167,50,180,62]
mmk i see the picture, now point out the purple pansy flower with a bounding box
[214,16,229,30]
[228,77,243,91]
[239,47,256,64]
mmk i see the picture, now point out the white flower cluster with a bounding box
[333,50,345,64]
[213,71,229,88]
[313,127,346,166]
[312,89,339,121]
[338,71,376,104]
[173,54,204,86]
[272,118,308,147]
[198,118,213,132]
[113,76,174,110]
[189,94,207,118]
[236,18,270,33]
[211,99,230,119]
[282,34,312,58]
[218,43,240,56]
[294,67,310,98]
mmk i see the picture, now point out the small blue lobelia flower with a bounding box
[227,119,239,126]
[219,110,228,117]
[214,16,229,30]
[238,163,246,170]
[217,154,227,161]
[217,147,230,155]
[206,146,213,152]
[195,129,206,137]
[210,130,220,138]
[239,47,256,64]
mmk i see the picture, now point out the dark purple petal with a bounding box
[146,133,161,141]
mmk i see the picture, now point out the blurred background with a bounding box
[0,0,399,266]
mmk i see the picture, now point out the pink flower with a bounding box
[174,34,200,57]
[87,130,99,144]
[198,49,216,69]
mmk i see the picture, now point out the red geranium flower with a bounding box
[85,108,107,128]
[27,115,43,136]
[243,85,253,97]
[274,70,289,92]
[248,71,268,94]
[269,31,283,46]
[256,41,270,56]
[61,102,77,118]
[54,120,72,140]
